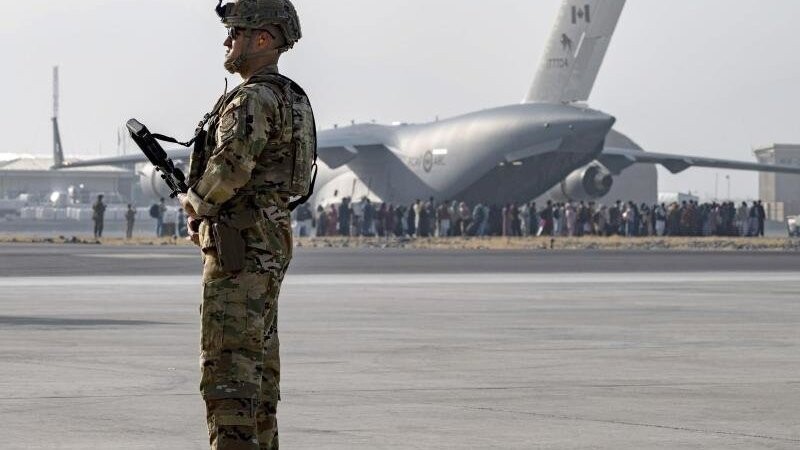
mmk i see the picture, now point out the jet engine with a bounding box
[138,164,187,201]
[556,163,614,201]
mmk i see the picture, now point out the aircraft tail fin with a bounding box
[52,117,64,168]
[525,0,626,104]
[52,66,65,169]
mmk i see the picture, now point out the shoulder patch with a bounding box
[216,93,250,144]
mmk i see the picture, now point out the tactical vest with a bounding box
[250,73,317,198]
[190,73,317,208]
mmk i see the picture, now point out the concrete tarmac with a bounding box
[0,245,798,449]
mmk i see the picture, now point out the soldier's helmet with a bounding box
[216,0,302,50]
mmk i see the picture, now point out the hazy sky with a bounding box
[2,0,800,200]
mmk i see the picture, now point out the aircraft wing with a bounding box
[56,149,192,169]
[317,130,391,169]
[599,147,800,175]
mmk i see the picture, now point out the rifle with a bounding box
[126,119,189,199]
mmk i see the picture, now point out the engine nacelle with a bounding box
[139,164,187,201]
[557,164,614,201]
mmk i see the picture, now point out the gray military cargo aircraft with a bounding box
[59,0,800,206]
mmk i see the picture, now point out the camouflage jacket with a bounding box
[186,64,298,219]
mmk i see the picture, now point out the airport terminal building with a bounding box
[754,144,800,220]
[0,156,136,203]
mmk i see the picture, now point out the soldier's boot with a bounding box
[207,398,260,450]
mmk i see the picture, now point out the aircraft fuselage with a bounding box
[313,102,615,206]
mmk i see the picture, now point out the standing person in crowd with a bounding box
[609,201,622,235]
[412,199,422,237]
[426,198,436,237]
[596,205,608,236]
[338,197,351,236]
[565,202,576,237]
[394,204,405,236]
[420,199,432,237]
[756,200,766,237]
[510,203,521,236]
[405,201,416,237]
[519,202,530,237]
[376,203,387,237]
[386,204,396,238]
[125,203,136,240]
[316,205,327,237]
[539,200,553,236]
[679,201,690,236]
[529,202,539,237]
[575,201,585,237]
[552,203,562,236]
[747,201,758,237]
[736,202,749,236]
[640,203,651,236]
[327,204,339,236]
[502,204,511,236]
[470,203,485,236]
[154,197,167,237]
[350,198,363,236]
[458,201,471,236]
[295,202,313,237]
[436,201,451,237]
[362,198,375,237]
[654,203,666,237]
[92,194,106,238]
[584,202,595,236]
[485,204,496,236]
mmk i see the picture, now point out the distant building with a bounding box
[0,156,136,203]
[753,144,800,220]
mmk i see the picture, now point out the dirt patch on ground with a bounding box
[1,235,798,251]
[299,236,800,252]
[0,235,194,247]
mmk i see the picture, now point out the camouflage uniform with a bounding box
[186,63,315,450]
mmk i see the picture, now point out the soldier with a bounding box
[92,194,106,238]
[177,1,315,449]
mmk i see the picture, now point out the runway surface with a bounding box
[2,243,800,277]
[0,245,798,449]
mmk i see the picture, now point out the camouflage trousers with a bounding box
[199,204,292,450]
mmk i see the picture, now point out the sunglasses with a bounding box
[227,27,275,41]
[227,27,243,41]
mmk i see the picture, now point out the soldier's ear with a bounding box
[257,30,272,48]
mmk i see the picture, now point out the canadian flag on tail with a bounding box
[572,4,591,24]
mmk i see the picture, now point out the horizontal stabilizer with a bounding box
[318,146,358,169]
[599,147,800,175]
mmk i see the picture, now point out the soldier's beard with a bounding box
[224,37,250,74]
[224,53,246,74]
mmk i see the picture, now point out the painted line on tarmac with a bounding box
[0,272,798,288]
[79,253,198,260]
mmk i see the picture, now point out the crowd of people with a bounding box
[294,197,770,239]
